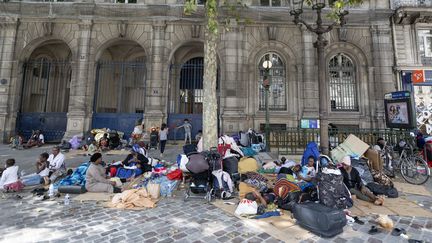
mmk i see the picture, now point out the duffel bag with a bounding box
[58,185,87,194]
[240,147,257,157]
[186,153,209,174]
[238,157,259,174]
[366,182,398,198]
[292,202,347,238]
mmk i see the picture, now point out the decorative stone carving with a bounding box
[267,26,277,40]
[118,21,128,38]
[191,24,201,38]
[338,27,347,42]
[42,22,54,36]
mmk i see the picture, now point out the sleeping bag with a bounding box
[301,142,320,166]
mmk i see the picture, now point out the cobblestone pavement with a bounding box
[1,144,432,242]
[0,193,282,243]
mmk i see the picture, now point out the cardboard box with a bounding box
[331,134,369,163]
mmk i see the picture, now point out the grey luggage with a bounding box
[239,132,250,147]
[186,153,209,174]
[292,202,347,238]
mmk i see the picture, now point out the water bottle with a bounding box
[48,184,54,197]
[64,194,70,205]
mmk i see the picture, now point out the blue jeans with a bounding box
[22,174,42,186]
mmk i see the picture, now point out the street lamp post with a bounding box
[290,0,348,155]
[262,60,272,152]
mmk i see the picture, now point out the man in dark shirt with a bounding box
[340,156,384,206]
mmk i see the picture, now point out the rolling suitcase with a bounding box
[183,144,197,155]
[292,202,347,238]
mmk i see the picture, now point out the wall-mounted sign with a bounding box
[384,91,415,129]
[300,119,319,129]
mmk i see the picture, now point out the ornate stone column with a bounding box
[301,26,319,119]
[0,17,19,142]
[64,19,93,138]
[370,25,395,128]
[144,21,167,130]
[221,22,248,134]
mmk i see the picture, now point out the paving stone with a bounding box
[232,237,246,243]
[367,237,382,243]
[217,236,230,242]
[172,232,187,240]
[143,231,158,239]
[214,230,227,237]
[333,237,347,243]
[157,238,175,243]
[110,236,126,243]
[258,232,271,240]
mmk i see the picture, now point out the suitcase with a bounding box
[292,202,347,238]
[183,144,197,155]
[222,156,238,175]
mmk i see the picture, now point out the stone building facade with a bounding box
[0,0,395,142]
[392,0,432,134]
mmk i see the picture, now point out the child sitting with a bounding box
[0,159,24,192]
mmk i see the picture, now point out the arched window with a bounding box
[259,53,286,110]
[328,53,358,111]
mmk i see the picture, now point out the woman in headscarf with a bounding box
[86,153,121,193]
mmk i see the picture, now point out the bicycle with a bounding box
[382,142,430,185]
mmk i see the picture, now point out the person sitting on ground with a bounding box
[99,133,110,151]
[9,133,24,149]
[0,159,24,192]
[339,156,384,206]
[21,153,50,186]
[373,138,386,152]
[87,141,99,155]
[295,156,317,182]
[37,130,45,147]
[244,189,268,214]
[24,130,40,148]
[81,131,95,151]
[86,153,121,193]
[47,146,66,184]
[131,123,144,144]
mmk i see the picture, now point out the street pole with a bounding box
[290,1,348,155]
[265,78,270,152]
[263,60,272,152]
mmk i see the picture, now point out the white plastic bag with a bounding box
[234,199,258,216]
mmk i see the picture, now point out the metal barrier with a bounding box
[269,128,414,155]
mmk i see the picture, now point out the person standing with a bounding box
[159,123,169,157]
[177,119,192,144]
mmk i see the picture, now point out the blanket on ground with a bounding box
[55,162,90,188]
[106,188,156,209]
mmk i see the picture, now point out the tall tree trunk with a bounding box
[202,14,218,150]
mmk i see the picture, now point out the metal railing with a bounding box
[269,128,414,155]
[392,0,432,9]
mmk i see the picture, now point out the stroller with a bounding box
[149,128,158,150]
[184,148,234,202]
